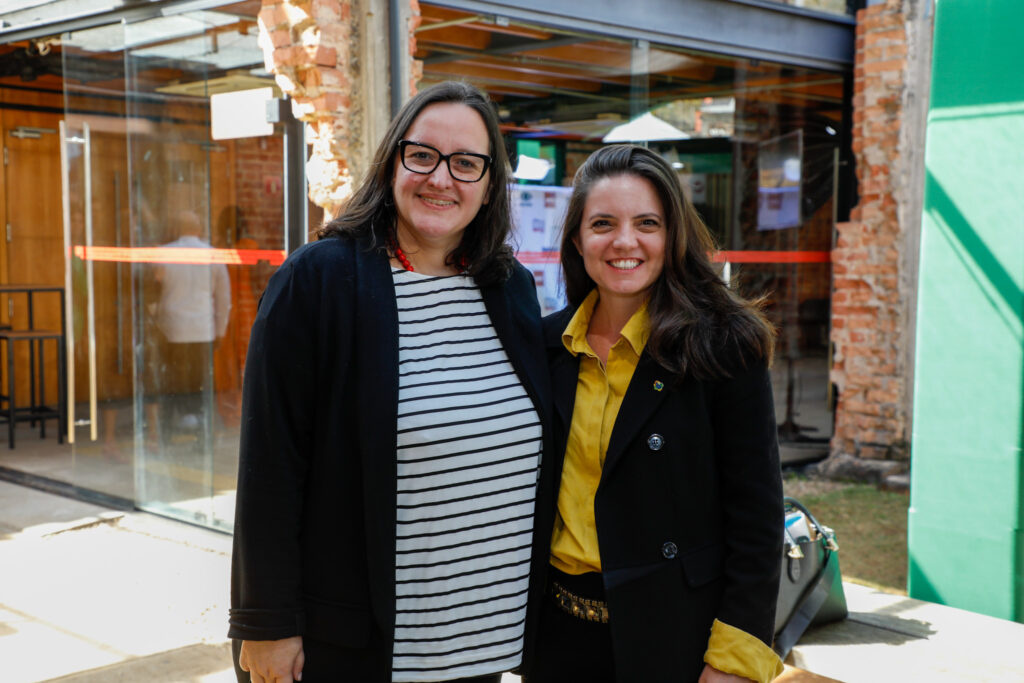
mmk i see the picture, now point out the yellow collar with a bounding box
[562,289,650,357]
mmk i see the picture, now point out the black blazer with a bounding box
[533,305,783,683]
[228,235,554,679]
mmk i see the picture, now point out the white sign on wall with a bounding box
[210,87,274,141]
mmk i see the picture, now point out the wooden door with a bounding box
[1,107,65,407]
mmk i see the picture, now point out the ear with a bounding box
[571,231,581,253]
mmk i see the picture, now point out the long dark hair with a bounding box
[560,144,775,380]
[317,81,514,285]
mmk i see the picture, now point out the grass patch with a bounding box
[783,476,909,595]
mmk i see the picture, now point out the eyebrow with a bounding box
[406,140,489,156]
[587,212,663,221]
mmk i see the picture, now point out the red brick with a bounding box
[870,28,906,44]
[318,67,349,89]
[259,4,289,30]
[312,0,341,22]
[270,45,305,68]
[884,43,908,59]
[313,45,337,67]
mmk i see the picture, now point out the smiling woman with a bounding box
[389,102,494,273]
[573,173,667,337]
[230,81,552,683]
[526,145,783,683]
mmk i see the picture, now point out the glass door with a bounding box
[61,22,136,503]
[58,6,287,529]
[122,9,286,530]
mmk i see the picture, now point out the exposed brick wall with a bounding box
[829,0,913,461]
[258,0,357,216]
[233,137,286,247]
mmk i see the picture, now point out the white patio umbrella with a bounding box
[602,112,690,143]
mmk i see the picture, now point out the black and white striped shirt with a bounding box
[391,269,542,682]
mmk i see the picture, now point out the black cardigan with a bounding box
[228,236,555,678]
[530,305,783,682]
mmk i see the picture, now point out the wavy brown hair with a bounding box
[560,144,775,380]
[317,81,515,285]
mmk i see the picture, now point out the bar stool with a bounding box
[0,329,66,449]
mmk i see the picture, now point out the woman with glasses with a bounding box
[229,81,552,683]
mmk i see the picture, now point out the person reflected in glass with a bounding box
[229,81,551,683]
[144,209,231,449]
[526,145,783,683]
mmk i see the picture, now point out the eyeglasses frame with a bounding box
[397,140,492,183]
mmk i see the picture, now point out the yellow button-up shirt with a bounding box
[551,289,648,575]
[550,289,783,683]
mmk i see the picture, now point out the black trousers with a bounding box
[525,569,615,683]
[232,637,503,682]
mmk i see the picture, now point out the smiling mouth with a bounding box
[608,259,642,270]
[420,196,456,208]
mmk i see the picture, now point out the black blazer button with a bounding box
[662,541,678,559]
[647,433,665,451]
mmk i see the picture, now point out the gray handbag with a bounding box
[773,497,848,658]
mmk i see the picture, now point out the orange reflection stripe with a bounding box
[713,251,832,264]
[516,250,832,265]
[516,251,561,264]
[73,245,287,266]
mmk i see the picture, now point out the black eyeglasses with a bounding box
[397,140,491,183]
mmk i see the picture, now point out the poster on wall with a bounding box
[757,130,803,231]
[510,185,572,315]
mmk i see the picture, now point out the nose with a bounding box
[612,225,638,249]
[426,159,455,188]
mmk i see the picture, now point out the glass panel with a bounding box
[417,4,846,457]
[124,6,284,530]
[61,22,136,501]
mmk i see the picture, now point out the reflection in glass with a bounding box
[0,3,285,528]
[125,8,284,529]
[416,4,847,456]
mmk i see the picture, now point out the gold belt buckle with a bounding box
[551,580,609,623]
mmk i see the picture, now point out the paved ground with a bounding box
[0,480,235,683]
[4,478,1023,683]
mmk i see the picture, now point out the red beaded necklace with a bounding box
[389,239,414,272]
[394,245,414,272]
[389,239,468,274]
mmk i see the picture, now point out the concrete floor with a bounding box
[8,474,1021,682]
[1,477,848,683]
[0,479,236,682]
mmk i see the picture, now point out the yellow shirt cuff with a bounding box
[704,618,784,683]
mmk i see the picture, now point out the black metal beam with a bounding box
[425,0,855,71]
[268,97,308,254]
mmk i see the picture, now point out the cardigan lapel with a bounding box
[353,247,399,634]
[601,351,671,481]
[543,308,580,452]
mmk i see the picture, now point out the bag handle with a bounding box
[784,496,839,552]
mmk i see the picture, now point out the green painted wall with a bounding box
[909,0,1024,621]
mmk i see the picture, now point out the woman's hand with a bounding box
[698,663,756,683]
[239,636,304,682]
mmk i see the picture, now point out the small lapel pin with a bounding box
[653,380,664,392]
